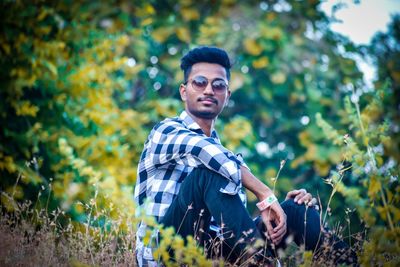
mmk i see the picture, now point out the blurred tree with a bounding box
[1,0,399,264]
[0,1,152,221]
[314,15,400,265]
[0,0,395,234]
[133,1,365,217]
[369,14,400,162]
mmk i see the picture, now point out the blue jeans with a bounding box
[160,168,356,264]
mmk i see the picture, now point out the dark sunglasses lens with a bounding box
[192,76,208,90]
[212,79,227,92]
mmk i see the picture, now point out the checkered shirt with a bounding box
[134,111,247,266]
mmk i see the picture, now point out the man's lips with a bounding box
[198,97,218,105]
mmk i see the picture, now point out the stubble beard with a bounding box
[190,109,218,120]
[186,97,224,120]
[187,103,221,120]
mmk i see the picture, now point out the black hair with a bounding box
[180,46,231,82]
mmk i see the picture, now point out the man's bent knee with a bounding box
[187,167,230,190]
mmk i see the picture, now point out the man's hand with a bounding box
[285,189,317,207]
[260,201,287,245]
[239,166,288,244]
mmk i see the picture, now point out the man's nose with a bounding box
[203,83,215,95]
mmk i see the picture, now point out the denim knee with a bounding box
[283,198,320,222]
[175,167,228,208]
[282,198,321,250]
[281,198,303,210]
[189,168,230,191]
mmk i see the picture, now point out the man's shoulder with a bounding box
[152,115,185,133]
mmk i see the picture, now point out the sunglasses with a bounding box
[184,76,229,94]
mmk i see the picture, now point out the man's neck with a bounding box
[195,118,214,137]
[185,111,215,137]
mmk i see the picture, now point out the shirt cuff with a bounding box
[236,153,249,170]
[219,181,241,195]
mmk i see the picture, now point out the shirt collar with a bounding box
[179,111,218,138]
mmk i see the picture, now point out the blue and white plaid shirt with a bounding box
[134,111,247,266]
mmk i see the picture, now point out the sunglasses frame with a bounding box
[184,75,229,95]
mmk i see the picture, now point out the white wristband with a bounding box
[256,194,278,211]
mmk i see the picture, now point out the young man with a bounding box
[134,46,356,266]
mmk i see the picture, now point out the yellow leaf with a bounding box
[222,117,252,150]
[375,155,383,167]
[134,3,155,16]
[116,35,130,47]
[252,56,269,69]
[376,206,387,221]
[294,78,303,90]
[181,8,200,21]
[368,176,381,198]
[141,17,153,26]
[13,101,39,117]
[314,161,330,176]
[265,168,277,180]
[53,181,65,197]
[145,3,155,14]
[37,9,48,21]
[300,250,313,267]
[290,156,305,169]
[5,185,24,199]
[152,27,174,43]
[0,40,11,55]
[389,205,400,221]
[229,72,245,92]
[260,26,283,40]
[44,61,58,76]
[1,194,18,212]
[271,72,286,84]
[243,38,262,56]
[37,26,52,35]
[266,12,277,21]
[289,92,306,104]
[176,27,191,43]
[0,154,16,173]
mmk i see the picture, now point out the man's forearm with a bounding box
[240,165,274,201]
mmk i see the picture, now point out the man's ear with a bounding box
[179,84,187,101]
[224,90,231,107]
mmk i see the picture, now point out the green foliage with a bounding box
[0,0,150,221]
[0,0,364,221]
[1,0,399,265]
[315,63,400,265]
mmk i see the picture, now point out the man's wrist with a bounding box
[255,188,274,201]
[256,194,278,211]
[239,165,275,204]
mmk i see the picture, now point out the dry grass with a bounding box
[0,189,363,267]
[0,196,137,267]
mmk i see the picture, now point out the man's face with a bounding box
[179,62,231,120]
